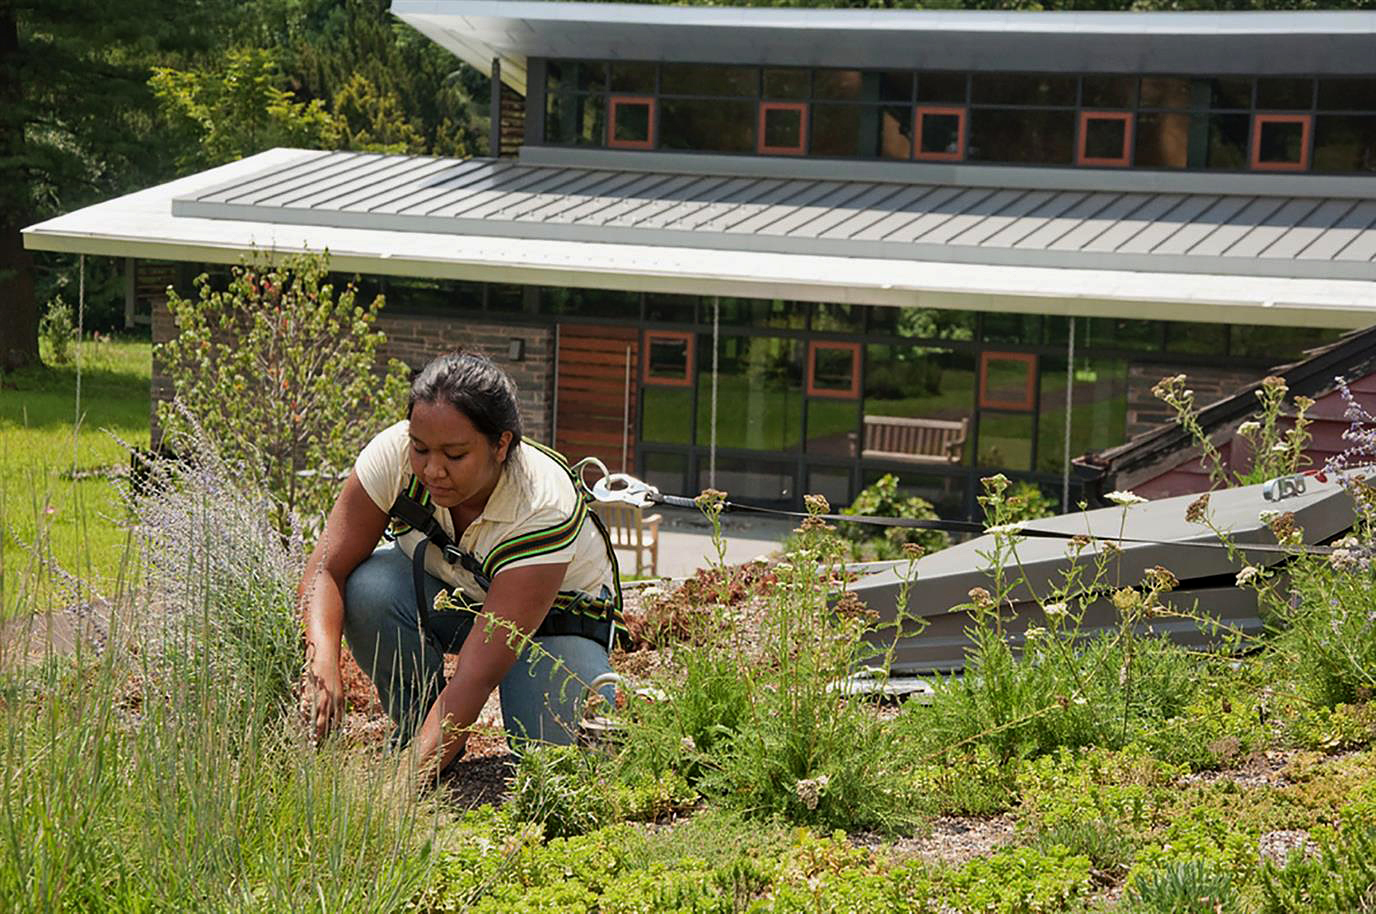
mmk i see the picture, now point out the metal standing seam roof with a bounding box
[172,150,1376,283]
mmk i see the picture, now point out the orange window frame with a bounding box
[807,341,862,399]
[913,105,966,162]
[1250,114,1312,172]
[642,331,694,387]
[1076,111,1134,167]
[758,101,808,156]
[608,95,656,150]
[978,351,1037,412]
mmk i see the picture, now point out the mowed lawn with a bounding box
[1,338,151,610]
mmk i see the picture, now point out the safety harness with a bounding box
[386,439,626,653]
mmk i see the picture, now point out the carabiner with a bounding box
[591,472,661,508]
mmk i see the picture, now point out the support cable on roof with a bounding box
[1063,316,1074,513]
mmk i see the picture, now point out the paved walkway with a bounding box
[624,509,796,579]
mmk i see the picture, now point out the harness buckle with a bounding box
[591,473,661,508]
[440,544,464,564]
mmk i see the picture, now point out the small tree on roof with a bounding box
[157,249,409,538]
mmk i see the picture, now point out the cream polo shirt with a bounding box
[354,421,614,605]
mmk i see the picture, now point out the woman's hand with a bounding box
[307,649,345,742]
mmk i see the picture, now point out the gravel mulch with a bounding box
[854,815,1018,867]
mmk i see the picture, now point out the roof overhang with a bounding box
[391,0,1376,94]
[21,148,1376,329]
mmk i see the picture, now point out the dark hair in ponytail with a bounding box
[407,351,522,457]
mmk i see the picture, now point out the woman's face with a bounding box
[407,399,512,511]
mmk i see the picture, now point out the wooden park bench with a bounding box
[591,501,663,577]
[862,415,969,465]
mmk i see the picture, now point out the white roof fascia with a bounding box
[22,149,1376,330]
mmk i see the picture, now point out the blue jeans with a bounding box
[343,543,615,750]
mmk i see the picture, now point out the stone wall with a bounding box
[376,313,554,442]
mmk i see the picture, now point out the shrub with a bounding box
[38,294,77,365]
[836,473,949,559]
[510,745,616,839]
[157,249,409,537]
[1126,860,1239,914]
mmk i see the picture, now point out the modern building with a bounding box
[23,2,1376,518]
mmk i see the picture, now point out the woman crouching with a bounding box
[300,351,618,782]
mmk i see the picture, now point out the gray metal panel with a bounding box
[902,188,1028,244]
[285,155,440,211]
[1213,197,1326,259]
[236,154,388,206]
[540,171,678,223]
[765,181,887,237]
[1013,191,1124,251]
[1111,194,1226,254]
[1185,196,1291,258]
[1295,200,1376,261]
[956,189,1083,247]
[329,156,460,212]
[800,183,922,239]
[836,184,949,240]
[1143,195,1255,255]
[1255,199,1361,260]
[363,159,493,213]
[496,168,626,221]
[625,175,740,228]
[1076,193,1186,252]
[724,180,856,235]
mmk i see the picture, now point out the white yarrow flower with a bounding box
[1024,626,1047,640]
[1043,602,1068,618]
[987,521,1026,535]
[1106,490,1148,506]
[1238,421,1261,436]
[1235,566,1260,586]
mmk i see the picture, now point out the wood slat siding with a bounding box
[499,86,524,158]
[556,325,637,473]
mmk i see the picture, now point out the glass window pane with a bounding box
[1255,119,1308,167]
[540,287,639,317]
[486,284,529,313]
[1205,113,1250,169]
[810,103,861,156]
[1084,318,1160,352]
[763,106,805,148]
[661,63,755,97]
[1139,77,1192,110]
[642,451,688,498]
[641,388,693,444]
[1035,357,1128,473]
[1134,112,1190,169]
[645,293,696,323]
[877,70,914,103]
[812,303,865,333]
[917,72,967,104]
[545,92,606,146]
[1230,325,1342,361]
[811,104,911,159]
[811,345,856,394]
[1318,78,1376,112]
[698,336,803,451]
[806,400,859,457]
[764,68,809,99]
[870,307,976,341]
[659,99,754,153]
[385,277,480,313]
[971,73,1076,106]
[863,345,975,466]
[982,313,1041,344]
[547,60,606,93]
[860,469,967,520]
[1083,116,1129,160]
[814,69,864,100]
[807,466,853,508]
[612,100,652,145]
[1313,115,1376,173]
[1257,78,1313,111]
[1207,77,1253,110]
[647,335,691,382]
[716,298,807,329]
[918,112,962,157]
[1081,76,1136,109]
[967,109,1075,164]
[977,413,1034,471]
[1165,321,1228,355]
[701,457,793,506]
[610,62,656,93]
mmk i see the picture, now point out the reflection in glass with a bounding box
[659,99,754,153]
[807,466,854,508]
[647,335,690,382]
[1318,78,1376,112]
[702,457,794,506]
[971,73,1076,106]
[1138,77,1192,110]
[806,400,859,457]
[811,345,856,394]
[641,387,693,444]
[545,93,607,146]
[645,293,696,323]
[660,63,756,97]
[546,60,606,93]
[1206,114,1250,169]
[764,68,809,98]
[610,62,656,93]
[716,298,807,329]
[861,469,967,519]
[982,312,1041,344]
[1313,115,1376,173]
[811,104,912,159]
[1165,321,1227,355]
[917,72,967,104]
[698,336,803,451]
[870,308,976,340]
[1208,77,1253,110]
[977,413,1034,471]
[1035,357,1128,474]
[967,109,1075,164]
[1256,78,1313,111]
[642,451,688,499]
[1081,76,1137,109]
[812,303,865,333]
[1134,112,1190,169]
[1255,118,1308,167]
[864,346,975,466]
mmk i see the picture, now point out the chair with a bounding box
[591,501,662,577]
